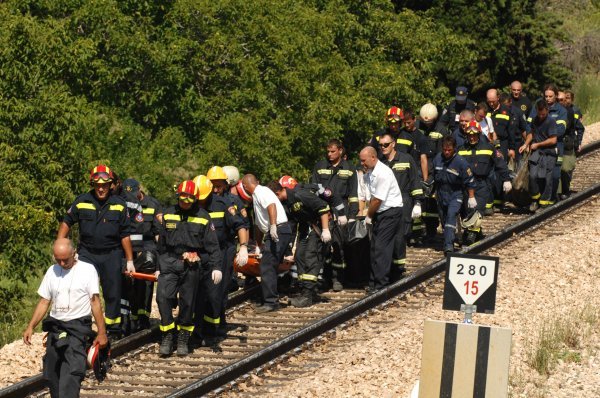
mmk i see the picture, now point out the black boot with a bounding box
[177,330,191,356]
[290,288,313,308]
[159,331,174,356]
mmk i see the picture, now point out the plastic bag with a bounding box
[347,218,368,244]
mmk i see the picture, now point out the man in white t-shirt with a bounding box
[241,174,293,312]
[23,238,107,398]
[359,146,404,292]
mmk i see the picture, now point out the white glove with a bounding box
[269,224,279,242]
[337,215,348,226]
[254,245,261,257]
[321,228,332,243]
[211,270,223,285]
[365,216,372,225]
[126,260,135,274]
[154,270,160,279]
[503,181,513,193]
[411,204,422,219]
[236,245,249,267]
[468,197,477,209]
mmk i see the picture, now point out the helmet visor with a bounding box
[91,172,112,183]
[178,193,196,203]
[387,115,401,124]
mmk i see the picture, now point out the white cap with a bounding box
[419,103,438,122]
[223,165,240,185]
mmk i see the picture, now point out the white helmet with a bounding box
[223,165,240,186]
[420,103,439,122]
[460,210,482,230]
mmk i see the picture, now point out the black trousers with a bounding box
[192,263,222,336]
[43,332,88,398]
[79,247,123,332]
[260,223,293,306]
[296,224,330,291]
[370,207,402,289]
[156,254,199,332]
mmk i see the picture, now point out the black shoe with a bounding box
[177,330,191,356]
[365,286,380,295]
[159,332,174,356]
[332,280,343,292]
[290,294,313,308]
[529,201,539,213]
[254,303,280,314]
[443,246,454,255]
[138,316,151,330]
[120,314,131,337]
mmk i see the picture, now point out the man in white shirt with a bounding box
[359,146,404,292]
[23,238,107,398]
[241,174,293,312]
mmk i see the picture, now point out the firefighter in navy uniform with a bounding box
[269,181,333,307]
[368,106,404,159]
[57,165,134,341]
[311,139,356,291]
[435,86,476,135]
[194,170,249,340]
[433,137,476,254]
[417,103,445,243]
[378,133,423,280]
[521,101,558,212]
[528,84,568,203]
[397,109,424,165]
[510,81,533,118]
[121,179,162,332]
[458,121,512,245]
[156,180,222,356]
[559,91,585,198]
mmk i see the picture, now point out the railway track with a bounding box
[2,142,600,398]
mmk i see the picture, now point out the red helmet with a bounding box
[90,165,113,183]
[236,180,252,201]
[176,180,197,203]
[386,106,404,124]
[278,175,298,189]
[465,120,482,134]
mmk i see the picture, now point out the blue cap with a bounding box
[123,178,140,194]
[455,86,468,101]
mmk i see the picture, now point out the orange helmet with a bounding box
[386,106,403,124]
[176,180,197,203]
[278,175,298,189]
[90,165,113,183]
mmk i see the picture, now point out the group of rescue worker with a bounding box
[56,80,585,358]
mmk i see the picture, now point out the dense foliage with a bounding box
[0,0,572,344]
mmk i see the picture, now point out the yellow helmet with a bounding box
[207,166,228,181]
[192,175,213,200]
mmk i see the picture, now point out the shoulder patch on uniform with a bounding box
[292,202,302,212]
[322,188,332,198]
[135,212,144,223]
[521,104,527,112]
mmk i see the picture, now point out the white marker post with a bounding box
[443,253,499,323]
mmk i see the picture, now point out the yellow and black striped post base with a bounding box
[419,320,511,398]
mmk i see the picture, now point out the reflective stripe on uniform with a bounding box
[209,212,225,218]
[331,262,346,269]
[76,203,96,210]
[335,204,345,211]
[177,324,194,332]
[137,309,150,316]
[299,274,318,282]
[338,170,353,177]
[317,169,334,175]
[412,224,425,231]
[458,150,472,156]
[348,197,359,203]
[485,203,493,209]
[142,208,155,214]
[393,258,406,265]
[475,150,493,155]
[444,224,456,230]
[203,315,220,324]
[188,217,209,225]
[411,189,423,196]
[164,214,181,221]
[130,234,143,241]
[396,139,413,146]
[556,120,567,126]
[539,200,553,206]
[495,114,510,120]
[105,316,121,325]
[318,205,331,214]
[109,204,124,212]
[160,322,175,332]
[531,193,541,200]
[422,212,439,218]
[429,132,444,139]
[392,163,411,170]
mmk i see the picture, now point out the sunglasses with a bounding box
[178,194,196,203]
[91,172,112,183]
[380,142,393,148]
